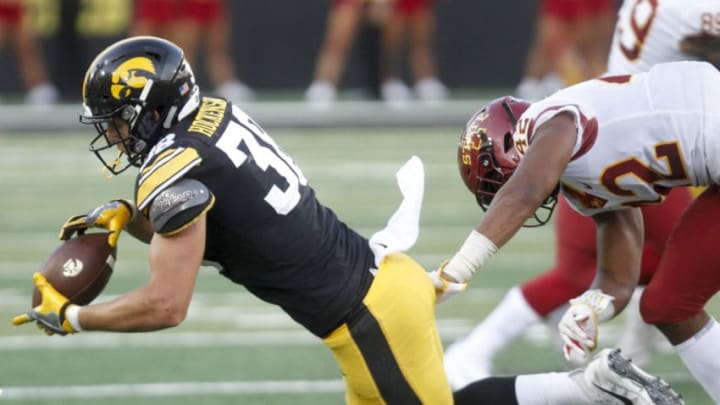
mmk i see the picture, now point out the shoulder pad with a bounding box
[148,178,214,235]
[136,144,203,211]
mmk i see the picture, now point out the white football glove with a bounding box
[428,260,467,303]
[558,289,615,363]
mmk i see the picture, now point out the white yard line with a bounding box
[0,372,697,401]
[0,323,654,352]
[0,330,318,350]
[0,379,345,400]
[0,324,480,351]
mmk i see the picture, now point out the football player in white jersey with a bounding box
[437,61,720,403]
[608,0,720,74]
[444,0,720,389]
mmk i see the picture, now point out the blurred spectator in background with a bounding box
[305,0,447,108]
[130,0,253,103]
[305,0,389,108]
[380,0,447,105]
[0,0,58,106]
[515,0,616,101]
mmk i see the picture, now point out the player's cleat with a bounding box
[582,348,684,405]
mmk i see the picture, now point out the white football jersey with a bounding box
[607,0,720,74]
[515,61,720,216]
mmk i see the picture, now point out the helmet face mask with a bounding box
[458,96,559,227]
[85,105,143,174]
[472,146,509,207]
[80,36,198,174]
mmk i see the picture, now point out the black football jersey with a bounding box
[134,96,375,337]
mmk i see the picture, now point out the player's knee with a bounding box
[639,288,669,324]
[639,289,694,324]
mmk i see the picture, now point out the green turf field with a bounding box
[0,128,714,404]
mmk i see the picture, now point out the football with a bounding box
[32,232,116,307]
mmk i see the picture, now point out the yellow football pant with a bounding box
[323,253,452,405]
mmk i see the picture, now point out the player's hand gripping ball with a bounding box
[32,232,116,307]
[12,233,116,335]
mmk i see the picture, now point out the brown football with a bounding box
[32,232,116,307]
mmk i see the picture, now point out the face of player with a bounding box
[106,116,131,153]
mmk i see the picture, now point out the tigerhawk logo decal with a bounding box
[62,258,84,277]
[110,56,156,100]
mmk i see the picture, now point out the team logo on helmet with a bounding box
[461,128,484,151]
[110,56,157,100]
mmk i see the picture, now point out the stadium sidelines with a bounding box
[0,99,489,132]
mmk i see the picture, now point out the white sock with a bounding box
[515,371,587,405]
[457,286,541,360]
[675,317,720,402]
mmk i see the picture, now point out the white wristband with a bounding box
[65,305,83,331]
[442,230,498,283]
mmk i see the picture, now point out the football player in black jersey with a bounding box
[11,36,453,404]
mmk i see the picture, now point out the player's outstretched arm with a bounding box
[441,113,577,286]
[74,217,206,332]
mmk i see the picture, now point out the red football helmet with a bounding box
[457,96,557,226]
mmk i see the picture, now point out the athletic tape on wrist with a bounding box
[65,305,83,332]
[442,230,497,283]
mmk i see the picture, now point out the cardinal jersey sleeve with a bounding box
[516,99,597,161]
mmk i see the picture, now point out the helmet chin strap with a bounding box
[102,150,124,179]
